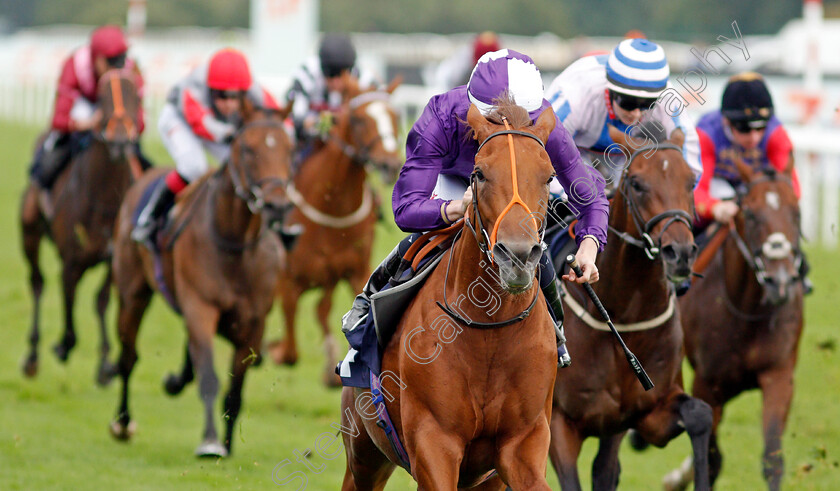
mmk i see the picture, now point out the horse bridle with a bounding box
[438,118,547,329]
[98,71,138,143]
[227,118,293,214]
[609,143,693,260]
[729,173,802,287]
[329,91,396,172]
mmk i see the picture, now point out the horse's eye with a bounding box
[547,174,556,185]
[474,169,486,183]
[629,177,646,193]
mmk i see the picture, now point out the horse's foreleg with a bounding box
[409,425,464,491]
[94,266,116,386]
[548,408,584,491]
[636,392,713,491]
[495,418,553,491]
[163,342,194,396]
[54,262,84,362]
[183,298,224,457]
[758,365,795,491]
[268,284,302,365]
[340,387,395,491]
[223,331,263,455]
[317,284,341,387]
[690,376,726,487]
[592,432,626,491]
[109,283,151,440]
[21,190,45,377]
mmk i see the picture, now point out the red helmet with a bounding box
[90,25,128,59]
[207,48,252,91]
[473,31,500,65]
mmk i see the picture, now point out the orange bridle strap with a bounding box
[488,118,539,249]
[104,71,136,140]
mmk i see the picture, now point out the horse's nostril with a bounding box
[661,244,678,263]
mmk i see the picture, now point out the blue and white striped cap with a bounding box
[605,38,669,98]
[467,49,544,118]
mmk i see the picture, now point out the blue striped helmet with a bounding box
[605,38,669,98]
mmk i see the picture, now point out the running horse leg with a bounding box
[495,418,553,490]
[20,184,45,377]
[163,342,194,396]
[591,432,627,491]
[94,266,117,386]
[221,317,266,454]
[635,392,713,491]
[268,283,303,366]
[316,283,342,387]
[182,294,225,457]
[53,261,85,362]
[548,409,585,491]
[109,278,152,440]
[758,364,796,491]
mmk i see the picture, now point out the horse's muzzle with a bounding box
[492,241,542,293]
[661,241,698,283]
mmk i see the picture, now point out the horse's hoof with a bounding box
[52,341,74,363]
[163,373,184,396]
[22,356,38,378]
[195,440,228,458]
[96,361,117,387]
[266,339,298,366]
[109,420,137,441]
[323,370,343,389]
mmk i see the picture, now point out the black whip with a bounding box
[565,255,654,391]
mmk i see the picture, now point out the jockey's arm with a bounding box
[766,125,801,198]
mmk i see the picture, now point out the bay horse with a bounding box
[341,101,558,489]
[548,125,713,490]
[20,71,142,384]
[267,74,403,385]
[107,99,294,457]
[667,158,804,490]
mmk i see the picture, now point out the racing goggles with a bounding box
[613,93,657,112]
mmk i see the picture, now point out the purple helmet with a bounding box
[467,49,545,118]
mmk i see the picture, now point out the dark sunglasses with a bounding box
[106,53,127,69]
[613,93,657,112]
[729,118,768,133]
[211,89,243,101]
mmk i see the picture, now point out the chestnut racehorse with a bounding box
[268,75,403,385]
[668,159,804,490]
[341,100,559,489]
[548,126,713,490]
[20,71,142,384]
[107,100,294,457]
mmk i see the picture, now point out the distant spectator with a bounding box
[427,31,500,92]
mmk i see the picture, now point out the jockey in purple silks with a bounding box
[342,50,609,368]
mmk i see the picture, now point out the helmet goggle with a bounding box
[611,91,657,112]
[211,89,244,100]
[106,53,127,69]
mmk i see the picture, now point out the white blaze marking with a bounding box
[266,134,276,148]
[366,101,397,153]
[662,159,669,171]
[766,191,780,210]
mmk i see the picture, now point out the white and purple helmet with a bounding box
[467,49,545,119]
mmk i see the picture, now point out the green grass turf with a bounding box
[0,121,838,490]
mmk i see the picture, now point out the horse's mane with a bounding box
[486,92,532,129]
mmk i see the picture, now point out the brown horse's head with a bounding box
[228,97,298,248]
[733,156,802,305]
[466,95,556,293]
[609,124,697,283]
[337,73,403,184]
[96,70,141,159]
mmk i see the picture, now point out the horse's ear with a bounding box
[467,104,490,142]
[533,107,556,143]
[385,74,403,95]
[669,127,685,148]
[240,93,256,123]
[734,157,756,183]
[277,99,294,121]
[342,71,360,101]
[784,151,795,176]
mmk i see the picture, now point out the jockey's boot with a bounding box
[132,178,175,246]
[800,252,814,295]
[542,276,571,368]
[341,245,403,333]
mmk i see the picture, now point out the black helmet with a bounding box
[721,72,774,122]
[319,34,356,78]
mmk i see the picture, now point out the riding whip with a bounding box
[565,255,654,391]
